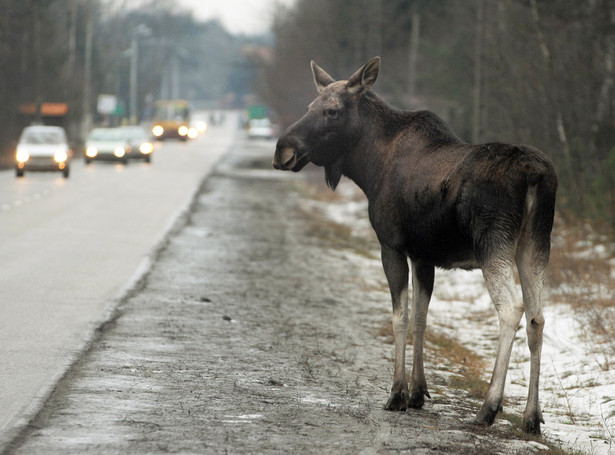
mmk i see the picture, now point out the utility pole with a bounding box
[129,25,151,124]
[171,54,179,99]
[33,5,42,123]
[129,35,138,123]
[82,5,93,140]
[67,1,77,74]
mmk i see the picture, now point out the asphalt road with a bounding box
[0,112,237,450]
[2,135,548,454]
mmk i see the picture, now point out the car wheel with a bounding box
[16,168,24,178]
[85,158,91,165]
[62,167,70,178]
[145,155,151,163]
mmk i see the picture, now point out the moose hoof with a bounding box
[522,414,544,435]
[408,389,429,409]
[385,390,410,411]
[473,402,502,427]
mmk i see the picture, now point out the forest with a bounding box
[258,0,615,230]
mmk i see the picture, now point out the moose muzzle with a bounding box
[272,137,310,172]
[272,144,297,170]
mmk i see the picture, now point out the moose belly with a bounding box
[404,227,478,270]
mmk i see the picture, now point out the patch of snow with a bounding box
[314,187,615,455]
[220,414,264,424]
[300,393,336,407]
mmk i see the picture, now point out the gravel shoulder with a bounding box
[5,139,556,454]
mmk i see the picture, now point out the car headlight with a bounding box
[178,125,188,136]
[86,147,98,158]
[54,150,68,163]
[16,148,29,163]
[139,142,154,154]
[188,127,198,139]
[152,125,164,137]
[114,147,126,158]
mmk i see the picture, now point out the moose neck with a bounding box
[335,93,464,199]
[338,93,403,199]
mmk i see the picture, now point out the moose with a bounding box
[272,57,558,434]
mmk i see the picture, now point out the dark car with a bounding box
[119,126,154,162]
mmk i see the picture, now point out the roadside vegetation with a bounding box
[548,217,615,370]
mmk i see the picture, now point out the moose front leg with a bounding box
[381,246,410,411]
[409,261,434,408]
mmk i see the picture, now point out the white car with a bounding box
[15,125,71,178]
[85,128,131,164]
[248,118,278,139]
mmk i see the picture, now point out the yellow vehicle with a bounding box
[151,100,191,140]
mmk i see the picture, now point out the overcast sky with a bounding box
[175,0,296,35]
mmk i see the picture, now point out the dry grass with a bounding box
[425,331,490,399]
[293,179,379,261]
[375,320,489,400]
[548,217,613,297]
[547,214,615,366]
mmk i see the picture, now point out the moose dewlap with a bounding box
[272,57,557,435]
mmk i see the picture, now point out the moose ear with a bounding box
[311,61,335,94]
[347,56,380,95]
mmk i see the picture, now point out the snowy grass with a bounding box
[300,177,615,455]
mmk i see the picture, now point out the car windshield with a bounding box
[88,129,124,141]
[251,119,270,126]
[20,130,65,145]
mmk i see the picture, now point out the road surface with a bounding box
[0,112,236,450]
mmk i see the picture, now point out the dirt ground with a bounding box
[5,139,554,454]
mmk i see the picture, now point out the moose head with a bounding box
[273,57,381,189]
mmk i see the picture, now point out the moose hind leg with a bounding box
[382,246,411,411]
[409,261,434,409]
[516,238,547,434]
[475,260,524,426]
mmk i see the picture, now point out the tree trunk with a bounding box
[472,0,484,144]
[590,6,615,156]
[529,0,580,207]
[407,10,420,103]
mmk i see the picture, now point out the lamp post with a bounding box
[129,24,151,124]
[82,6,93,140]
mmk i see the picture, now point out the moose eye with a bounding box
[325,108,339,117]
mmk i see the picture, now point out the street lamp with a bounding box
[129,24,151,124]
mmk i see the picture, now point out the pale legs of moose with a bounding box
[272,56,557,434]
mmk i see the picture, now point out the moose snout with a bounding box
[273,135,310,172]
[272,144,297,170]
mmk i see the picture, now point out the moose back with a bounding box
[272,57,557,434]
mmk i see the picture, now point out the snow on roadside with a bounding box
[429,268,615,455]
[308,179,614,455]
